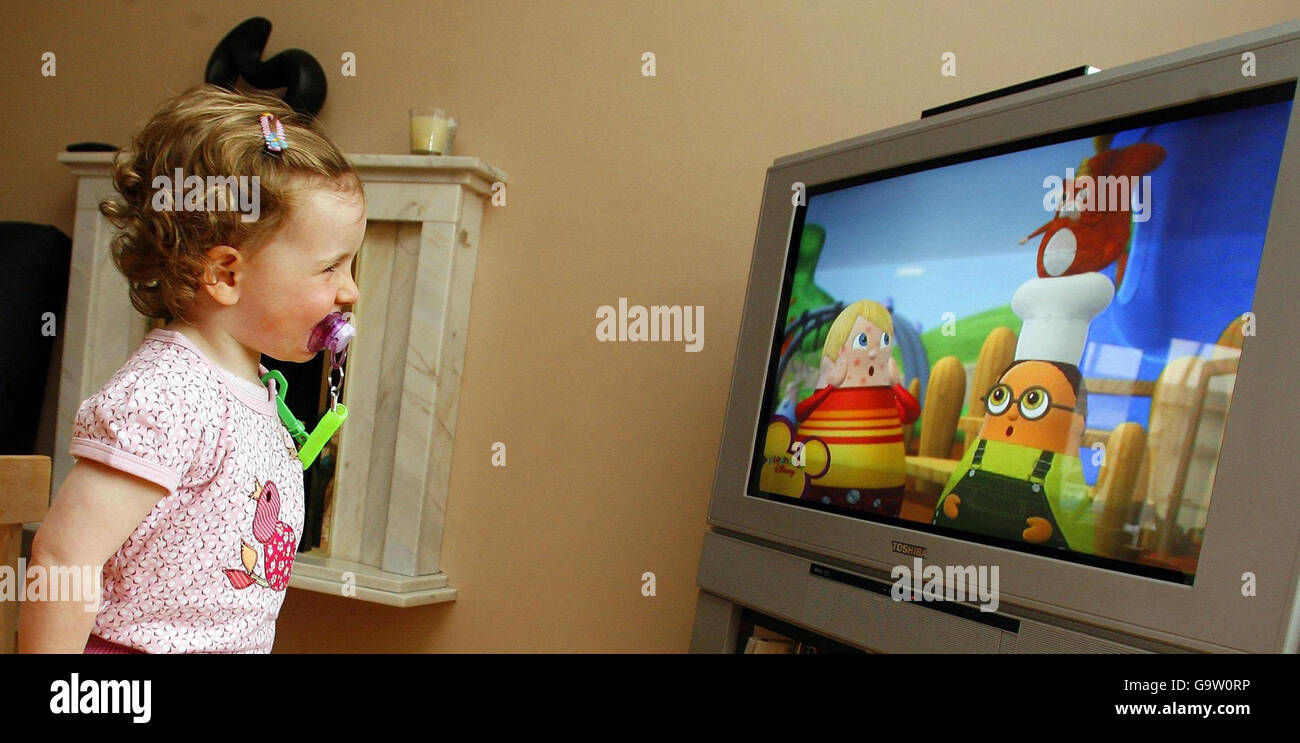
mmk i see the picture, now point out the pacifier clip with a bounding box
[261,312,355,470]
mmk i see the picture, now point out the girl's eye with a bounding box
[852,332,869,349]
[324,263,339,273]
[880,332,891,348]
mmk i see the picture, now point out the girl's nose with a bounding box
[339,273,360,305]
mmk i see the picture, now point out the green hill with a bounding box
[920,304,1021,366]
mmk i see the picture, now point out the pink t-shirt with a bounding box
[70,329,305,653]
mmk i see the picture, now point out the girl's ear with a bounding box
[200,245,243,306]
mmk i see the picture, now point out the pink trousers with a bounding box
[84,634,145,654]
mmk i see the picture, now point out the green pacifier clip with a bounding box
[261,369,349,470]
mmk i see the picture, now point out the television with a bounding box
[695,19,1300,653]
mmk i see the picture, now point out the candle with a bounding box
[410,107,449,154]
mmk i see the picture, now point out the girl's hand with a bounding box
[888,356,902,387]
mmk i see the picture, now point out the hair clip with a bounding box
[259,113,288,153]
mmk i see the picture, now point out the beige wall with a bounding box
[2,1,1295,652]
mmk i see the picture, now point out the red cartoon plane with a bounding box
[1022,136,1166,288]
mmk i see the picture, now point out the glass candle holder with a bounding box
[443,118,459,156]
[409,107,450,155]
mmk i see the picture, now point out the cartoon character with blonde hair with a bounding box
[789,299,920,516]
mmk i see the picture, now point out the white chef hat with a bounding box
[1011,272,1115,365]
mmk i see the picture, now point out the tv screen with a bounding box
[749,82,1295,585]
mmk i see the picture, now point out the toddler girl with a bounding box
[20,84,365,653]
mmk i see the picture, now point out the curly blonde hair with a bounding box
[99,84,362,321]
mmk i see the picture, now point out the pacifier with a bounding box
[262,311,356,470]
[308,310,356,363]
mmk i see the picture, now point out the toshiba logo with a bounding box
[891,541,927,558]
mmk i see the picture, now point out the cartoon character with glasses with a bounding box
[932,359,1095,553]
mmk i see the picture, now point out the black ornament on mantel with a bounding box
[204,17,327,118]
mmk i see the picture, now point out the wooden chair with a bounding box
[1136,351,1239,559]
[1109,315,1244,563]
[1,456,51,654]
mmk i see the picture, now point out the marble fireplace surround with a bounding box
[55,152,506,606]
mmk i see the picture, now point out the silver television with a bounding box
[696,19,1300,653]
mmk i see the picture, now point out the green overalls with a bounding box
[932,438,1095,554]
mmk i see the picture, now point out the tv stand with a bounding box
[691,530,1192,653]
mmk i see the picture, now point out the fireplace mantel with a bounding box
[54,151,506,606]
